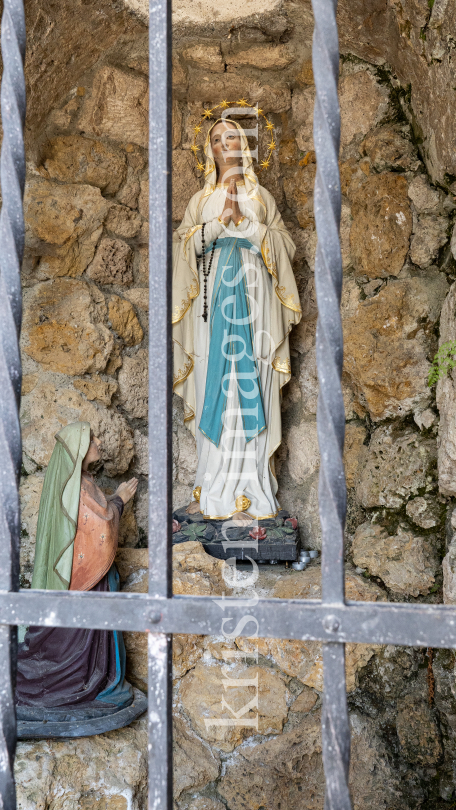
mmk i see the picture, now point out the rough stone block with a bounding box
[86,237,134,285]
[78,65,148,147]
[352,522,438,597]
[22,279,113,375]
[350,172,412,279]
[42,135,127,194]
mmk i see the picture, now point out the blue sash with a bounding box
[198,237,266,447]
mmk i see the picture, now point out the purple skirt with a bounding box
[16,573,130,709]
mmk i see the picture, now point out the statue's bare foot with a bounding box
[232,511,253,526]
[186,501,201,514]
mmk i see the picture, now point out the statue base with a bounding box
[172,507,300,563]
[17,687,147,739]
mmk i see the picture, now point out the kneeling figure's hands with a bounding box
[115,478,138,504]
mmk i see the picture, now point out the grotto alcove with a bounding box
[14,0,456,808]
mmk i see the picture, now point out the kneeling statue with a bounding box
[16,421,138,714]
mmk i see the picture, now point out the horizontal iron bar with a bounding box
[2,590,456,648]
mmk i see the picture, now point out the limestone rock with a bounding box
[173,541,231,596]
[344,424,368,489]
[123,632,147,692]
[185,74,291,114]
[408,174,442,213]
[21,382,134,475]
[348,713,402,809]
[352,522,438,596]
[355,423,437,509]
[227,44,296,70]
[118,501,139,549]
[339,70,389,150]
[19,473,45,587]
[173,99,183,148]
[132,428,148,476]
[124,288,149,312]
[396,694,443,765]
[15,718,148,810]
[182,43,224,72]
[275,566,378,601]
[217,712,325,810]
[117,348,148,418]
[22,279,113,375]
[117,175,141,209]
[360,125,419,172]
[78,65,148,147]
[115,548,148,588]
[343,273,448,420]
[174,715,220,799]
[293,85,315,154]
[173,0,285,25]
[179,661,289,751]
[108,295,143,346]
[241,567,384,692]
[177,424,198,486]
[138,179,148,219]
[349,173,412,279]
[182,800,225,810]
[106,204,142,238]
[173,634,205,680]
[42,135,127,194]
[443,541,456,604]
[406,496,441,530]
[410,215,448,268]
[290,686,318,713]
[298,343,359,420]
[173,150,201,221]
[24,177,109,278]
[286,422,319,484]
[229,709,327,803]
[73,378,118,406]
[86,237,134,285]
[436,282,456,496]
[217,708,401,810]
[283,160,316,228]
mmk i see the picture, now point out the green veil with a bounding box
[31,422,91,591]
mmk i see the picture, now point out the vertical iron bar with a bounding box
[311,0,351,806]
[148,0,172,809]
[0,0,26,807]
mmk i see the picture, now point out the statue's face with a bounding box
[83,434,102,467]
[210,122,242,169]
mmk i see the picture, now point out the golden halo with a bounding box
[191,99,276,176]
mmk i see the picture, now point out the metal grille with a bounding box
[0,0,452,808]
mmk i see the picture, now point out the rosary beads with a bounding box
[201,222,217,323]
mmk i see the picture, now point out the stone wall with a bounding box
[14,0,456,807]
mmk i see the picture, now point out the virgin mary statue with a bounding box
[173,117,301,523]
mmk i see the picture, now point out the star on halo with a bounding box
[190,144,199,154]
[194,124,202,134]
[265,121,274,131]
[203,108,214,119]
[220,99,230,108]
[268,139,276,151]
[196,161,205,171]
[260,159,270,169]
[237,98,248,107]
[256,108,264,116]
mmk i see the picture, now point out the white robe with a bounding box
[192,187,278,519]
[172,120,302,520]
